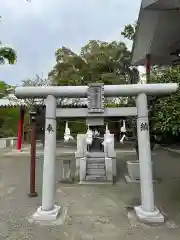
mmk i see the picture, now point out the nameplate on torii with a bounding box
[87,83,104,113]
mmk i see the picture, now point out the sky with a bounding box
[0,0,142,85]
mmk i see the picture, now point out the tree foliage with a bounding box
[0,80,12,96]
[150,67,180,141]
[121,22,137,41]
[0,107,19,137]
[47,40,140,140]
[49,40,139,86]
[0,80,18,137]
[0,45,17,65]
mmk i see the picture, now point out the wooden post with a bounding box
[16,106,25,151]
[28,111,38,197]
[146,54,151,83]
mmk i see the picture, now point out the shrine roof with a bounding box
[131,0,180,66]
[0,95,124,108]
[0,95,88,108]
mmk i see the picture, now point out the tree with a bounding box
[48,40,140,141]
[80,40,138,84]
[49,40,139,86]
[0,107,19,137]
[0,45,16,65]
[49,47,85,86]
[0,80,12,97]
[121,22,137,41]
[0,81,19,137]
[149,67,180,143]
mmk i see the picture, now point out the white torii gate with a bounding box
[15,83,177,223]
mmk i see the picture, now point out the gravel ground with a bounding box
[0,148,180,239]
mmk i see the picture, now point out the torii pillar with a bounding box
[32,95,60,221]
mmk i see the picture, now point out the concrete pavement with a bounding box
[0,148,180,239]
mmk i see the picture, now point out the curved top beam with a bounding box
[15,83,178,98]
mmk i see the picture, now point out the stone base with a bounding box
[12,147,29,152]
[28,192,38,198]
[79,157,86,182]
[124,174,158,184]
[126,161,156,182]
[134,206,164,223]
[124,174,140,183]
[79,181,112,185]
[12,149,23,152]
[32,205,61,221]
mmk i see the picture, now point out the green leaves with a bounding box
[49,40,139,86]
[0,80,19,137]
[0,107,19,138]
[121,22,137,41]
[0,46,17,65]
[0,81,12,97]
[150,66,180,139]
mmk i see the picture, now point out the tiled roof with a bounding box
[0,95,88,108]
[0,94,126,108]
[0,95,25,107]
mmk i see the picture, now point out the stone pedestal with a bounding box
[134,206,164,223]
[32,205,61,221]
[79,157,86,182]
[0,138,8,148]
[75,158,80,177]
[59,160,71,182]
[105,158,113,181]
[125,161,156,183]
[75,134,86,179]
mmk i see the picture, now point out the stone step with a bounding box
[87,163,105,169]
[87,168,105,175]
[87,158,105,163]
[80,181,112,185]
[86,152,105,158]
[86,175,107,181]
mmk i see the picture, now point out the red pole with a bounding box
[16,107,25,151]
[146,54,151,83]
[28,112,37,197]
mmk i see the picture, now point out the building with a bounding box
[131,0,180,67]
[0,94,129,150]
